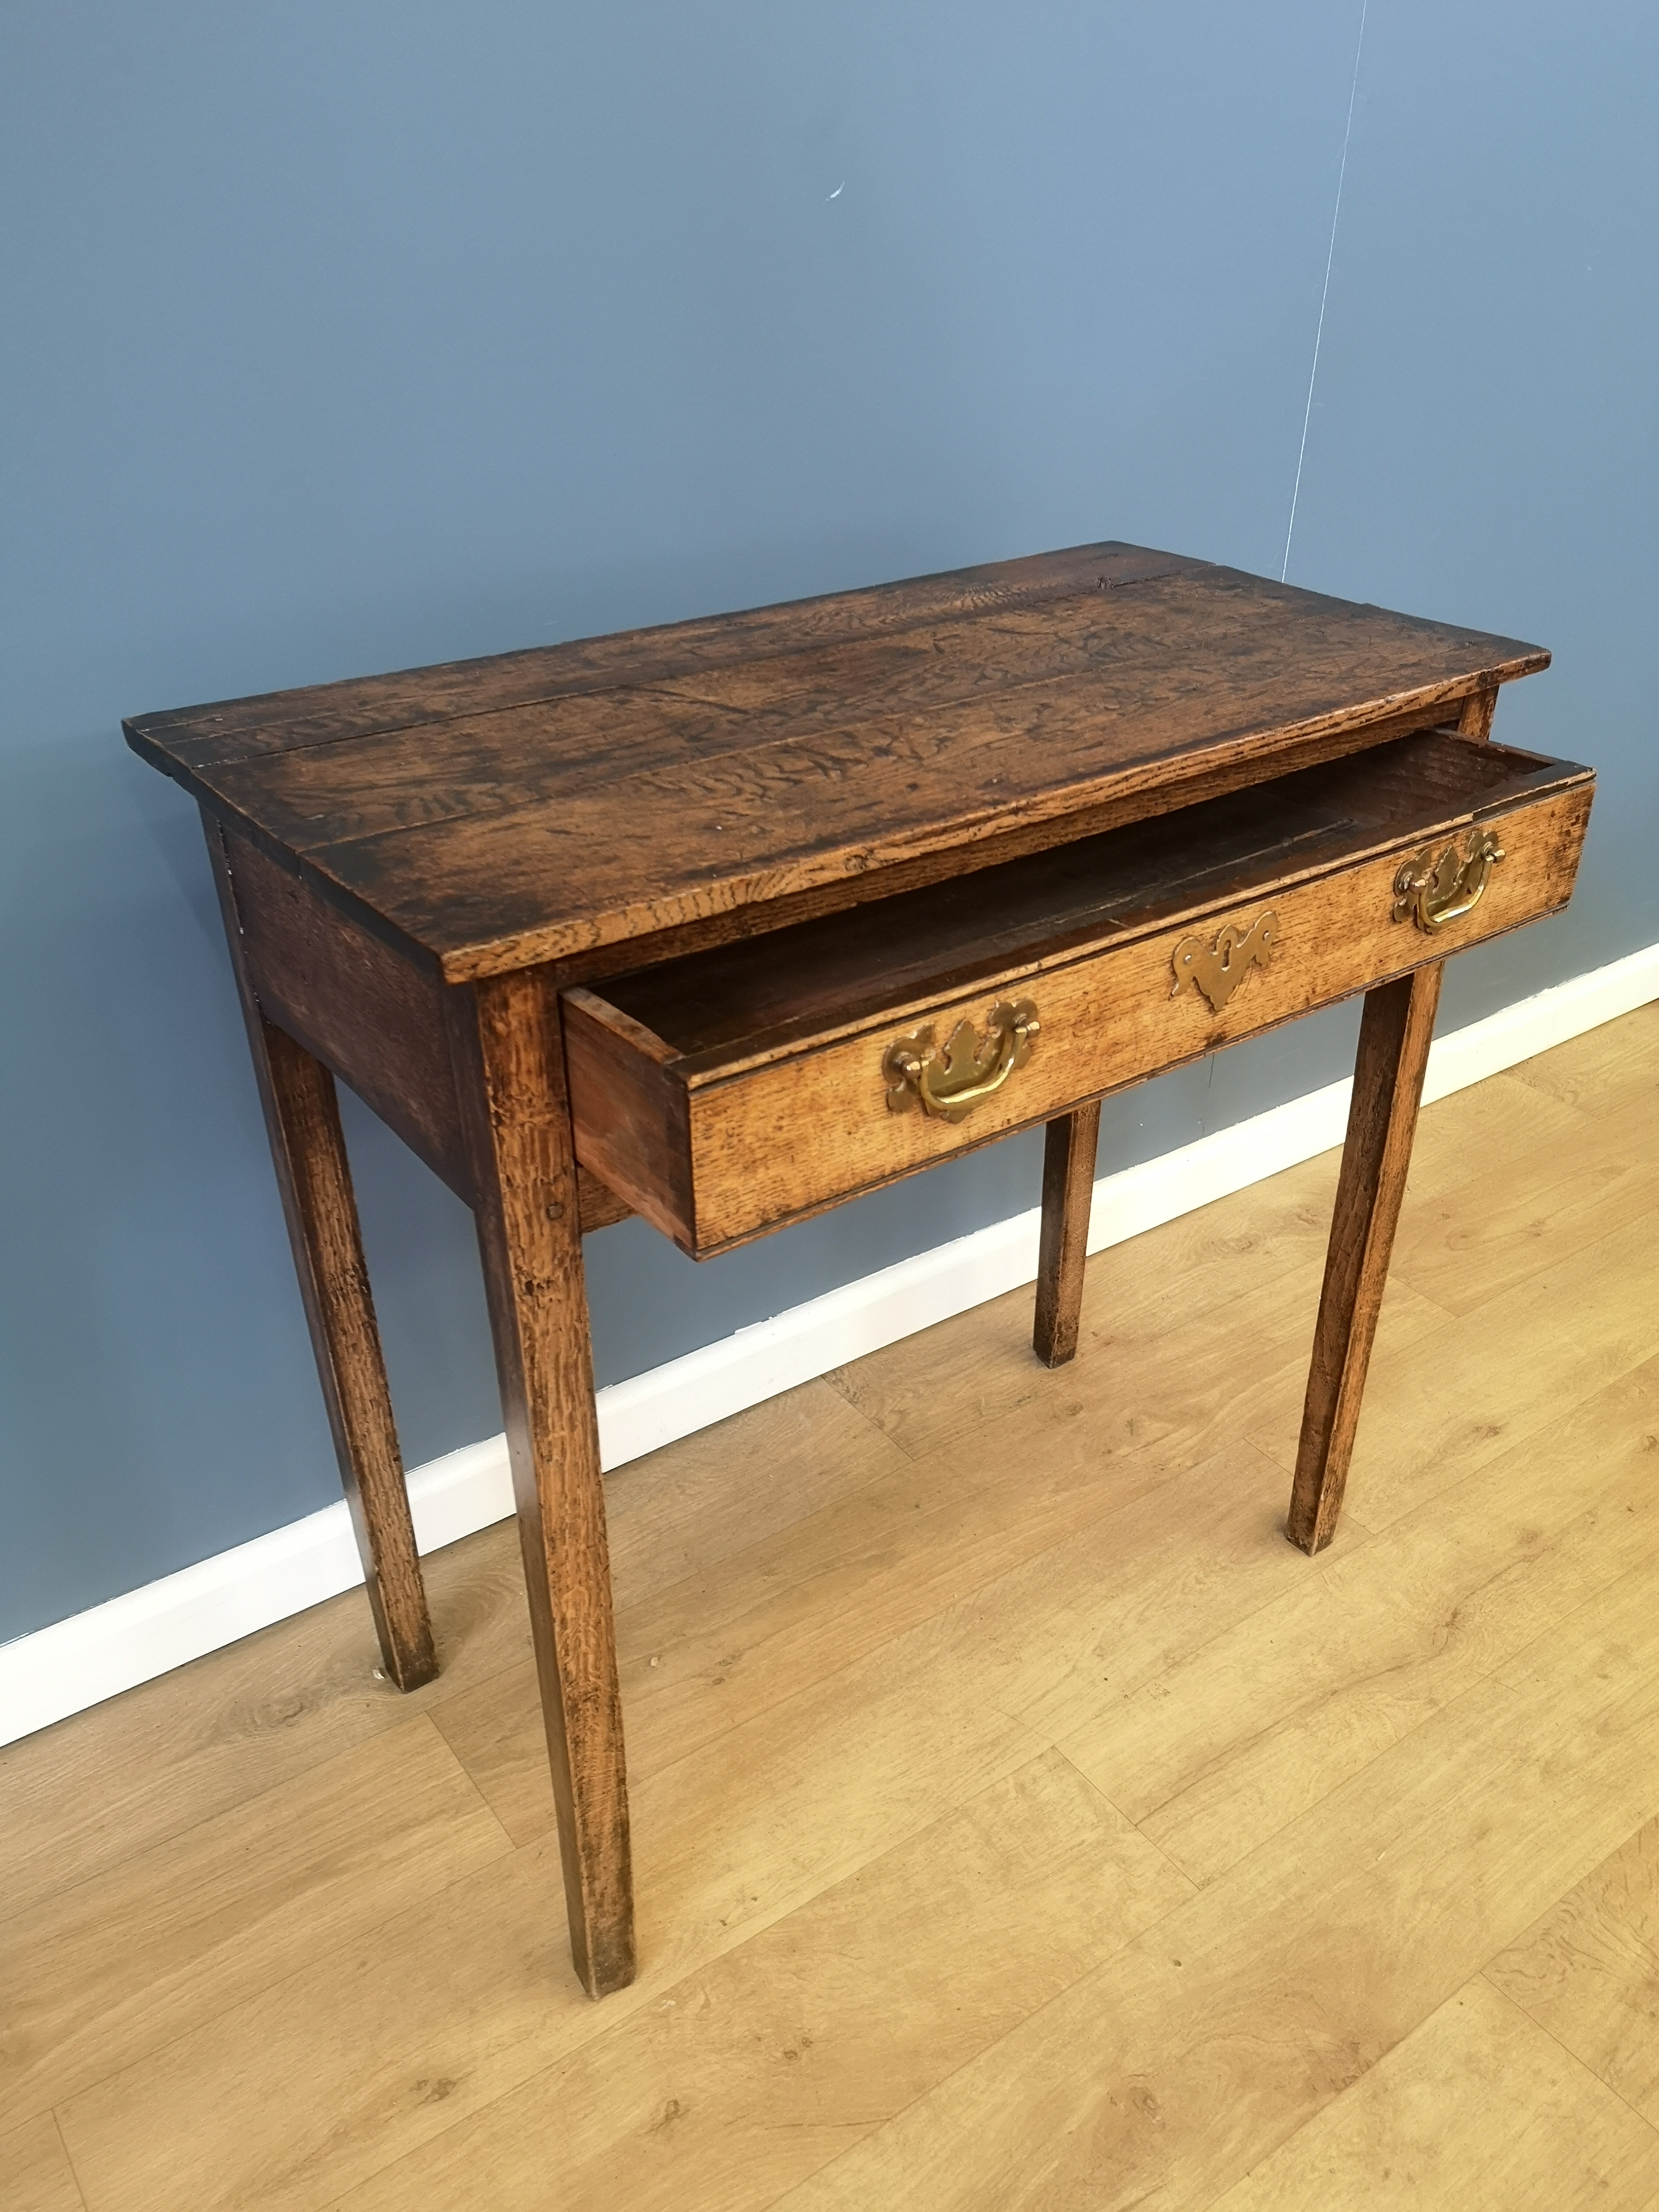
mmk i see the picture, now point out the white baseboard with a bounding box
[4,938,1655,1749]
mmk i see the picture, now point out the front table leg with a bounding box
[1287,964,1443,1553]
[204,822,437,1691]
[449,969,635,1997]
[1033,1102,1102,1367]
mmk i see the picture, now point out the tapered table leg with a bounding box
[450,967,635,1998]
[203,818,437,1689]
[1287,964,1443,1555]
[1033,1102,1102,1368]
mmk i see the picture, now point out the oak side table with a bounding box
[127,542,1593,1997]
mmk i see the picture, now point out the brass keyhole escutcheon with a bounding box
[1170,911,1279,1015]
[882,999,1040,1123]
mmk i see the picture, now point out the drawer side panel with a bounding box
[563,993,696,1248]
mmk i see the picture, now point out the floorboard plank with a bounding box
[1389,1079,1655,1317]
[330,1751,1193,2212]
[1508,1000,1659,1117]
[1062,1353,1659,1882]
[0,1523,528,1928]
[766,1550,1659,2212]
[3,1001,1650,2212]
[0,2117,86,2212]
[1488,1813,1659,2124]
[1205,1975,1659,2210]
[1250,1202,1659,1531]
[0,1718,510,2125]
[53,1627,1048,2211]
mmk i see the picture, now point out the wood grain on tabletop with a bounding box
[13,1006,1659,2212]
[124,544,1549,977]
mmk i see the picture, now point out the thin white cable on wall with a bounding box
[1282,0,1370,581]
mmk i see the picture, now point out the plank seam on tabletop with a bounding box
[3,939,1655,1748]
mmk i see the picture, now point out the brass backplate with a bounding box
[882,998,1039,1123]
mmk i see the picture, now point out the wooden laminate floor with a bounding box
[4,1002,1658,2212]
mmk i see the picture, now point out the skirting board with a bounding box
[4,937,1656,1749]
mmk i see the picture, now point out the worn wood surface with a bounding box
[561,990,693,1248]
[129,554,1581,2028]
[1033,1104,1101,1367]
[222,830,472,1200]
[583,731,1575,1061]
[205,820,437,1691]
[1457,686,1500,740]
[448,968,635,1996]
[127,546,1549,979]
[565,746,1591,1254]
[10,1005,1659,2211]
[1287,965,1444,1554]
[223,828,632,1232]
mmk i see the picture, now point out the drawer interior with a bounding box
[577,730,1587,1071]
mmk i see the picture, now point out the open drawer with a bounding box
[563,729,1594,1256]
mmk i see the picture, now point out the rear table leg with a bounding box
[204,816,437,1689]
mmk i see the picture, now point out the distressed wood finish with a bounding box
[221,831,472,1200]
[222,830,633,1233]
[127,545,1549,981]
[204,818,437,1691]
[1034,1104,1102,1368]
[447,968,635,1996]
[1287,965,1446,1555]
[1457,686,1500,740]
[127,546,1589,1999]
[563,738,1593,1255]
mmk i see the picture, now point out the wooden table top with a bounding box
[126,542,1548,981]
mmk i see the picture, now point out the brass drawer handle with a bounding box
[1392,828,1505,933]
[883,999,1040,1123]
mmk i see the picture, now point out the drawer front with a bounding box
[674,780,1591,1252]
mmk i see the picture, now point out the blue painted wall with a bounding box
[4,2,1654,1641]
